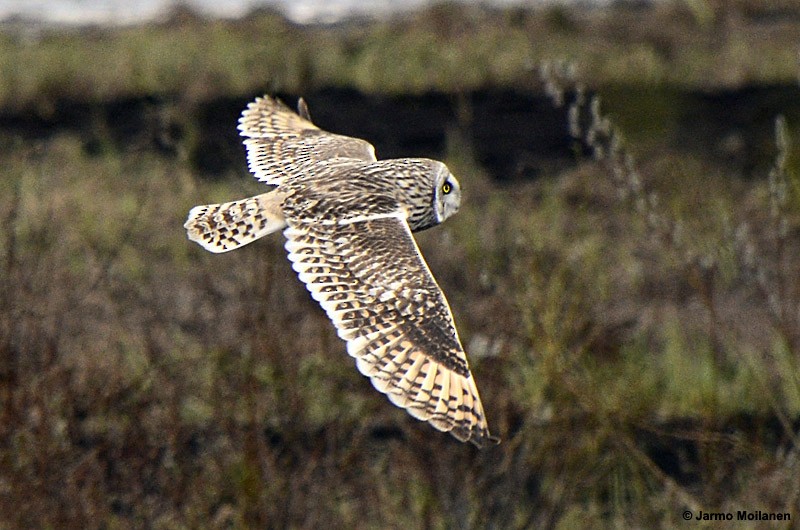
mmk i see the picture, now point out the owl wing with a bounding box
[283,211,496,447]
[238,96,377,186]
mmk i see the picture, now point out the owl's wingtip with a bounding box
[297,97,312,121]
[473,433,501,448]
[462,427,500,448]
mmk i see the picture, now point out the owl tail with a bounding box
[184,191,287,253]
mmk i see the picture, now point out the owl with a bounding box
[185,96,497,447]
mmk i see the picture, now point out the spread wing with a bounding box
[283,211,496,447]
[238,96,377,186]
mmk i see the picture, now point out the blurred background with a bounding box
[1,0,799,527]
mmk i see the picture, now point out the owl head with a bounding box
[433,162,461,224]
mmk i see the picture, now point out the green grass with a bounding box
[1,2,800,109]
[4,101,799,526]
[2,2,800,526]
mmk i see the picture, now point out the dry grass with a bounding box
[1,92,799,526]
[2,3,800,527]
[0,1,799,110]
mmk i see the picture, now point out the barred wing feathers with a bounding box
[283,212,495,446]
[238,96,377,186]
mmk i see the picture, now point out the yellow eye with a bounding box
[442,182,452,194]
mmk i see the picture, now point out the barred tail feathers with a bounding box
[184,191,286,253]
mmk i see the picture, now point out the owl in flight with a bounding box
[184,96,497,447]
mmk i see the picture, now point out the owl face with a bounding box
[433,163,461,224]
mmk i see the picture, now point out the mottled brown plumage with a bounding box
[185,96,497,447]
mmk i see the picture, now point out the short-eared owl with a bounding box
[185,96,497,447]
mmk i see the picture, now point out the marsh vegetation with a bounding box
[1,1,799,527]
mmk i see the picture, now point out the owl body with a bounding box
[185,96,496,447]
[277,158,459,233]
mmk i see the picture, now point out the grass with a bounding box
[2,99,799,527]
[2,2,800,527]
[1,1,800,109]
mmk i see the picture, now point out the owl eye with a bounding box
[442,181,452,194]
